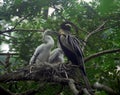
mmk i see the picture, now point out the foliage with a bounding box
[0,0,120,95]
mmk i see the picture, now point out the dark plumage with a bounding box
[58,22,93,94]
[60,22,71,31]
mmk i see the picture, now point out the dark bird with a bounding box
[58,22,93,94]
[29,29,54,65]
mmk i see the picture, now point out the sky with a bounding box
[1,43,9,53]
[0,0,3,6]
[85,0,92,2]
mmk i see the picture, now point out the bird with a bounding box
[58,22,93,94]
[48,47,64,64]
[29,29,54,65]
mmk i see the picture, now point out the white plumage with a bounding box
[29,29,54,65]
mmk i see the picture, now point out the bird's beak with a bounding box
[59,29,65,35]
[48,31,59,36]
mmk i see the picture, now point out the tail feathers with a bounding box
[80,70,94,95]
[79,66,86,76]
[80,70,91,89]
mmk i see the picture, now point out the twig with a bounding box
[14,29,44,32]
[85,21,107,42]
[82,21,107,50]
[0,53,19,56]
[0,14,31,35]
[1,34,17,39]
[0,29,44,34]
[84,48,120,62]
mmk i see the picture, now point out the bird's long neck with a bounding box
[45,35,54,48]
[47,38,54,47]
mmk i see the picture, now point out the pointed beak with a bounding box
[51,31,59,36]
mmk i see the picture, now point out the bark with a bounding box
[0,62,118,95]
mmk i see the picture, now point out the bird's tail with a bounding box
[80,69,94,95]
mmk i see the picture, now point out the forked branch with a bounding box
[84,48,120,62]
[82,21,107,50]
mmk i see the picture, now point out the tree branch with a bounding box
[0,53,19,56]
[68,79,79,95]
[93,82,118,95]
[82,21,107,50]
[0,85,13,95]
[0,62,119,95]
[53,76,91,95]
[1,34,17,39]
[14,29,44,32]
[0,63,91,95]
[0,14,31,35]
[84,48,120,62]
[0,28,44,35]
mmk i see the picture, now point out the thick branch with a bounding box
[84,48,120,62]
[0,63,65,82]
[0,62,119,95]
[53,76,91,95]
[0,63,91,95]
[93,82,117,95]
[68,79,79,95]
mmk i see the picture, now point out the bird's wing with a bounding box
[69,35,84,61]
[70,35,84,56]
[50,48,59,55]
[49,49,59,63]
[31,44,45,64]
[59,34,74,52]
[67,35,86,75]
